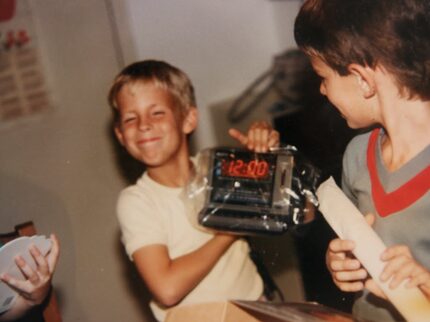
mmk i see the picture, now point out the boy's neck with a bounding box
[146,156,193,188]
[379,99,430,171]
[372,68,430,171]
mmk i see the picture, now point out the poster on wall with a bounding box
[0,0,54,129]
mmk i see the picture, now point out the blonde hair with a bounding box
[108,60,196,123]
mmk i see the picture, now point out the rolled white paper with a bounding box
[317,177,430,322]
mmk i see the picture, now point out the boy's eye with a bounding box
[152,110,165,116]
[122,116,136,124]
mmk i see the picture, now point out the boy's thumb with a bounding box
[364,213,376,227]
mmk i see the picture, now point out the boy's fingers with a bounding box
[47,234,60,272]
[325,239,368,293]
[332,271,366,292]
[249,120,270,130]
[328,238,355,253]
[380,250,412,285]
[253,128,268,152]
[388,262,414,289]
[0,273,10,284]
[268,131,280,148]
[248,121,273,152]
[381,245,411,261]
[365,279,387,299]
[336,280,365,292]
[330,258,363,272]
[334,268,367,281]
[1,274,21,291]
[364,213,376,226]
[2,262,38,291]
[326,239,362,272]
[228,128,248,145]
[259,129,270,152]
[408,269,430,288]
[15,256,37,281]
[247,132,256,150]
[380,245,412,283]
[29,245,49,276]
[229,123,279,152]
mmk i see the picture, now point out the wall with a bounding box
[0,1,302,321]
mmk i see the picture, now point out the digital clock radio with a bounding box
[195,147,320,235]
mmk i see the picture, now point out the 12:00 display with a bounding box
[221,159,269,179]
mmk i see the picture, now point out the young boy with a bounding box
[108,60,279,321]
[294,0,430,321]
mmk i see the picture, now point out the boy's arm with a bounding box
[132,233,237,307]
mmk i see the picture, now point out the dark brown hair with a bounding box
[294,0,430,100]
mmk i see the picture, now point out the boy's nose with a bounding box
[138,118,152,131]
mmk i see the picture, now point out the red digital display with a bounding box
[221,159,270,179]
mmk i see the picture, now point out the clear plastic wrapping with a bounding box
[183,146,321,235]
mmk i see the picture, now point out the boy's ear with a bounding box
[182,107,198,134]
[114,125,125,146]
[348,64,376,99]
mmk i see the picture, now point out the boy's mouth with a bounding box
[137,137,160,146]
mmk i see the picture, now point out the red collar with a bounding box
[367,128,430,217]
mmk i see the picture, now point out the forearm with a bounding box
[135,234,237,306]
[0,296,33,322]
[165,234,235,289]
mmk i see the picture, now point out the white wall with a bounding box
[0,1,302,321]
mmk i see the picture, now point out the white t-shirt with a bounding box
[117,171,263,321]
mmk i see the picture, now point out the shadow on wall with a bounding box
[0,172,83,320]
[114,230,157,322]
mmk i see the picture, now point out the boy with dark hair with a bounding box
[109,60,279,321]
[295,0,430,321]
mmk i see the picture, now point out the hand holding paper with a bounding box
[325,216,374,293]
[378,245,430,300]
[317,177,430,322]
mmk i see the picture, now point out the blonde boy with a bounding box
[109,60,278,321]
